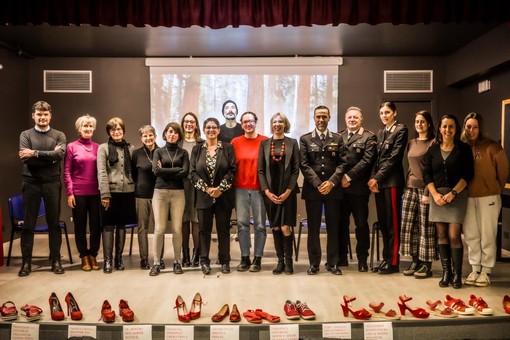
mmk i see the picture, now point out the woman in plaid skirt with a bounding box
[400,111,436,279]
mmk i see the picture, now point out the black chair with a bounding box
[296,209,353,262]
[125,223,138,256]
[369,221,381,270]
[6,194,73,266]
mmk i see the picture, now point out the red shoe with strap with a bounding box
[468,294,493,316]
[444,295,475,315]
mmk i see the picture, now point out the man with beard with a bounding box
[18,101,67,276]
[219,100,243,143]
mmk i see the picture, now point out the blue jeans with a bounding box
[235,188,267,257]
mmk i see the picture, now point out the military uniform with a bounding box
[371,121,408,273]
[338,127,377,268]
[300,129,346,271]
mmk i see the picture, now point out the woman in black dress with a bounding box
[258,112,300,274]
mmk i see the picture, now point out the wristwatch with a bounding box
[451,189,458,196]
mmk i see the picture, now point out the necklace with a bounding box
[79,141,93,152]
[165,147,179,168]
[270,138,285,162]
[143,147,153,162]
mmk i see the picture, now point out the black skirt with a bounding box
[101,192,137,226]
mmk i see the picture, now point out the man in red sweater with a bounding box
[231,112,268,272]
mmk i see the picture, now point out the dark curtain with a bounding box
[1,0,509,28]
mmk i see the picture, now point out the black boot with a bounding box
[114,228,126,270]
[451,247,464,289]
[438,244,451,287]
[191,248,200,267]
[249,256,262,272]
[272,229,285,275]
[102,230,114,274]
[237,256,251,272]
[182,248,191,268]
[283,234,294,275]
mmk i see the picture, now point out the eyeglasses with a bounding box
[205,126,218,130]
[183,120,196,124]
[242,119,256,125]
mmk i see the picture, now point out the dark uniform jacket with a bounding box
[371,121,408,189]
[340,127,377,195]
[300,129,346,200]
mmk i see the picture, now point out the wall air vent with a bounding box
[44,70,92,93]
[384,70,433,93]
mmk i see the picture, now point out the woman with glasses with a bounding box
[180,112,203,267]
[258,113,300,274]
[97,117,136,273]
[190,118,236,275]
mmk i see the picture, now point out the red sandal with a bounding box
[21,304,43,321]
[1,301,18,321]
[368,302,400,320]
[242,310,262,324]
[255,309,280,323]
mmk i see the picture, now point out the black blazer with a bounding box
[340,127,377,195]
[371,122,408,189]
[258,136,300,194]
[189,141,236,210]
[299,129,345,200]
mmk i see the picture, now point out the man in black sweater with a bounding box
[18,101,66,276]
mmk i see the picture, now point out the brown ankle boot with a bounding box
[81,256,92,271]
[88,255,100,270]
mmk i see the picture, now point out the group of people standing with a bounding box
[17,100,508,289]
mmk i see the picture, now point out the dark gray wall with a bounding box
[0,48,28,248]
[1,49,508,242]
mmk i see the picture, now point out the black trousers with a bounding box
[21,181,62,262]
[339,193,370,260]
[72,194,101,258]
[305,199,342,267]
[375,187,403,267]
[197,204,233,265]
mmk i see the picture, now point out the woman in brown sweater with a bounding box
[461,112,508,287]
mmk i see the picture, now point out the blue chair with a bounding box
[6,194,73,266]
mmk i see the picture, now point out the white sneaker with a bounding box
[464,271,479,285]
[474,272,491,287]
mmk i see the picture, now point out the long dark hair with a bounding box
[435,114,461,145]
[180,112,202,142]
[414,110,435,140]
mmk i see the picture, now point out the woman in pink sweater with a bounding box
[64,114,101,271]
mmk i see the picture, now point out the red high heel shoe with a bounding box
[64,292,83,320]
[503,295,510,314]
[341,296,372,320]
[119,300,134,322]
[175,295,190,323]
[1,301,19,321]
[100,300,116,323]
[49,292,65,321]
[397,295,429,319]
[189,292,203,320]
